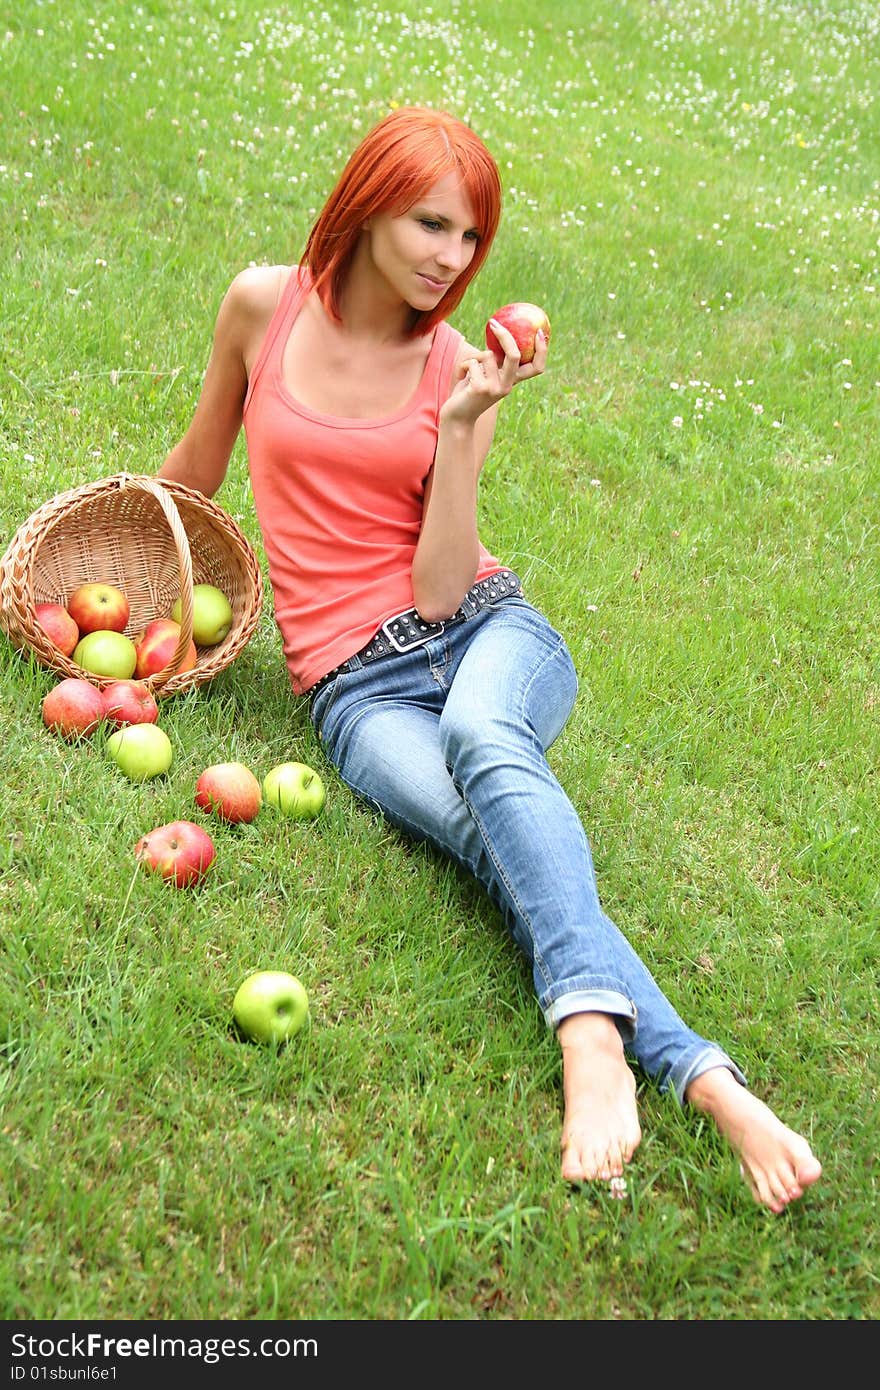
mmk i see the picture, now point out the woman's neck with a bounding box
[337,240,419,343]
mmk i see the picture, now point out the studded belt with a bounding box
[308,568,523,699]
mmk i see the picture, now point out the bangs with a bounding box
[385,132,500,242]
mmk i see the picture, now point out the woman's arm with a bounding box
[157,266,285,498]
[411,319,548,621]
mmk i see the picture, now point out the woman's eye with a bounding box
[420,218,442,231]
[464,229,480,242]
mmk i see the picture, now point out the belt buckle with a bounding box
[380,608,444,652]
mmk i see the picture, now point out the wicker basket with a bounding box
[0,473,264,696]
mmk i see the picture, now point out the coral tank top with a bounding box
[242,268,502,693]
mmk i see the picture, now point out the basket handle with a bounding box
[124,475,195,689]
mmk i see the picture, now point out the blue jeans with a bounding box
[309,596,745,1102]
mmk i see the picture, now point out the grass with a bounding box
[1,0,878,1321]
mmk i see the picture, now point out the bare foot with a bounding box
[686,1066,822,1213]
[558,1012,641,1194]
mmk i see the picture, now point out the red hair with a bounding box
[300,106,502,336]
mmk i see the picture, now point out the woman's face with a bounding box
[363,171,481,311]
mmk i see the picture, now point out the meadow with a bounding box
[0,0,877,1321]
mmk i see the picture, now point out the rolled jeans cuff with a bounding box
[544,984,638,1041]
[668,1047,748,1107]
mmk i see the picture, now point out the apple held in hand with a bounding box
[106,723,173,780]
[42,677,105,739]
[101,680,160,727]
[172,583,233,646]
[195,761,262,823]
[233,970,310,1045]
[262,761,326,819]
[34,602,79,657]
[485,302,551,366]
[134,618,198,680]
[74,630,138,680]
[135,819,216,887]
[67,581,130,635]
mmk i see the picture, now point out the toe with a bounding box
[796,1154,823,1188]
[560,1140,583,1185]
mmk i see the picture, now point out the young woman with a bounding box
[158,106,821,1212]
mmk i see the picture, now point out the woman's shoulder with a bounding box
[223,263,294,321]
[450,330,481,364]
[216,264,296,367]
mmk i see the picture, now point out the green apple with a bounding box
[233,970,309,1044]
[262,761,326,819]
[74,629,137,680]
[172,583,233,646]
[106,723,173,780]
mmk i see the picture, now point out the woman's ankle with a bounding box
[685,1063,746,1114]
[557,1010,625,1056]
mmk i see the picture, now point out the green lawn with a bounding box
[1,0,877,1320]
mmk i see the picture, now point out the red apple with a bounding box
[101,679,160,727]
[485,302,551,366]
[134,618,198,681]
[195,762,262,824]
[34,602,79,657]
[67,581,130,635]
[134,820,216,888]
[42,677,105,739]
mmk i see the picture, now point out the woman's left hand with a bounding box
[441,317,549,426]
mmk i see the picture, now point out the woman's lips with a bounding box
[418,273,450,291]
